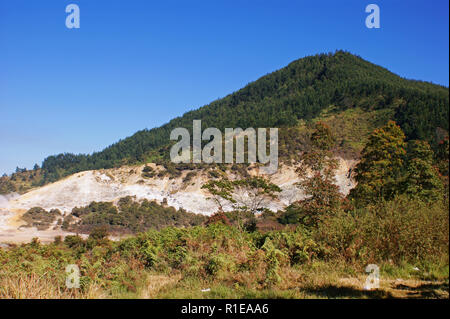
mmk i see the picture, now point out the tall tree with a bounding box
[202,176,281,231]
[350,121,406,205]
[404,140,442,202]
[280,121,346,226]
[436,136,449,178]
[202,177,281,215]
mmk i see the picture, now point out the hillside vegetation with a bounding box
[0,196,448,299]
[1,99,448,299]
[2,51,446,191]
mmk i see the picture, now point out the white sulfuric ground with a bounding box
[0,158,357,243]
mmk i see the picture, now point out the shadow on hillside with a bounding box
[303,285,394,299]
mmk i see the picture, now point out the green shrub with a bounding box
[206,254,227,276]
[140,241,159,267]
[261,238,287,286]
[88,226,109,241]
[21,207,61,230]
[64,235,85,249]
[314,196,449,264]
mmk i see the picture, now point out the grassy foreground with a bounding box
[0,197,448,299]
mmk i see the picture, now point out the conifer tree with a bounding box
[350,121,406,205]
[404,140,442,202]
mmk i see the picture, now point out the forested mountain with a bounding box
[27,51,450,182]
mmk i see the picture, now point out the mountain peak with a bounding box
[7,52,450,185]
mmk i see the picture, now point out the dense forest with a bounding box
[2,51,449,187]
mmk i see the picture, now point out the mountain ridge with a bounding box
[3,50,450,187]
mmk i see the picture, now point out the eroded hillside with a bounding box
[0,158,356,242]
[8,158,356,215]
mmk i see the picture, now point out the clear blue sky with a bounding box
[0,0,448,175]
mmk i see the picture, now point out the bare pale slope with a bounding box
[0,158,356,243]
[8,158,356,215]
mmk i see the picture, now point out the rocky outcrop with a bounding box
[6,158,357,216]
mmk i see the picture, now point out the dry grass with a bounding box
[140,273,181,298]
[0,268,447,299]
[0,272,104,299]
